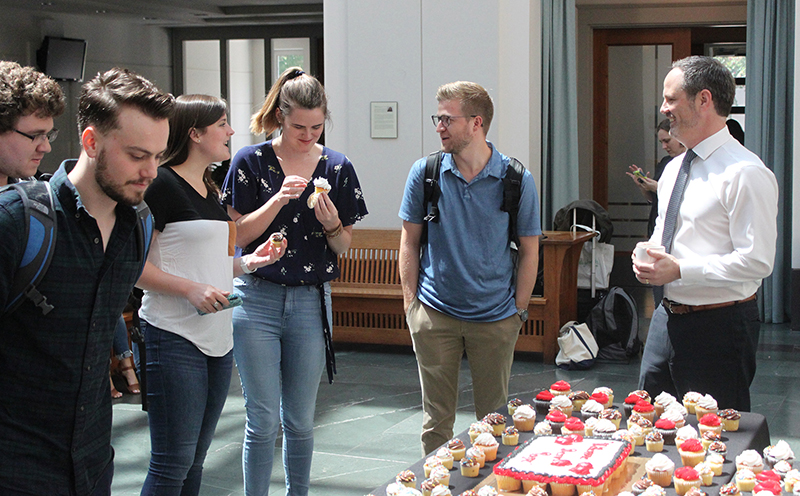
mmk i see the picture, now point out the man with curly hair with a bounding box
[0,60,65,186]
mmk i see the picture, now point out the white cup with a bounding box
[634,242,665,263]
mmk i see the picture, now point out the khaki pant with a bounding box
[407,298,521,454]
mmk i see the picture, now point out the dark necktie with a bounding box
[661,149,696,254]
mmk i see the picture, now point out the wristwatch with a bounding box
[516,307,529,322]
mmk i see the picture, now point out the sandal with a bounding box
[110,376,123,399]
[119,365,141,394]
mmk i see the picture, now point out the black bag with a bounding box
[585,287,642,362]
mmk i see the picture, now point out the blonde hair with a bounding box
[250,67,329,135]
[436,81,494,132]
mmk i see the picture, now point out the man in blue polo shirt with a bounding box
[399,81,541,454]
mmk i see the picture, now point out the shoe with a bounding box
[119,365,141,394]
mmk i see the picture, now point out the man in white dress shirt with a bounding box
[632,56,778,411]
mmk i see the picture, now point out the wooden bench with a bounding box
[331,229,592,363]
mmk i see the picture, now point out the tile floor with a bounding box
[110,324,800,495]
[110,278,800,495]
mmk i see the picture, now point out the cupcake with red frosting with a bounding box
[550,380,572,397]
[674,466,702,496]
[592,387,614,406]
[545,408,568,432]
[633,400,656,423]
[654,418,677,445]
[623,394,642,418]
[561,417,585,436]
[590,391,611,409]
[678,438,706,468]
[698,414,722,437]
[753,480,782,495]
[533,390,554,416]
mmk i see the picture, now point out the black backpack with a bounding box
[1,180,154,316]
[421,150,525,246]
[585,286,642,362]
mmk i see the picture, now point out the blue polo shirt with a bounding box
[399,142,541,322]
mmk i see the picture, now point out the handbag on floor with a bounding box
[555,321,599,370]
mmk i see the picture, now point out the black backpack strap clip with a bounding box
[421,151,443,245]
[2,181,58,316]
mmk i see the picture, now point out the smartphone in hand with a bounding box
[197,294,243,315]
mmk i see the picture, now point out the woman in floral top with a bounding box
[221,67,368,496]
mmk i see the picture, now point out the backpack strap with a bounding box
[133,200,154,278]
[501,157,525,247]
[2,181,57,315]
[421,151,443,246]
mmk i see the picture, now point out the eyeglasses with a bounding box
[431,114,476,128]
[14,128,59,144]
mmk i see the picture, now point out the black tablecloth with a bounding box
[371,408,770,495]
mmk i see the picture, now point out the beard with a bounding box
[441,133,471,155]
[95,148,150,206]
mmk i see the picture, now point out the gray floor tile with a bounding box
[110,324,800,495]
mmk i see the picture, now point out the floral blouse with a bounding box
[221,140,368,286]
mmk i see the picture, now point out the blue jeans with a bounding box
[232,276,328,496]
[113,316,133,360]
[140,321,233,496]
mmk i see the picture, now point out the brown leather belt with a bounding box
[662,294,756,315]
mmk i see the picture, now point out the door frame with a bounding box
[592,28,691,208]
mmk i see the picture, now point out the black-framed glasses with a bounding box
[14,128,59,144]
[430,114,476,128]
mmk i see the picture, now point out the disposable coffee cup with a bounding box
[634,242,665,263]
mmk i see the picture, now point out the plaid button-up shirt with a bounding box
[0,161,142,495]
